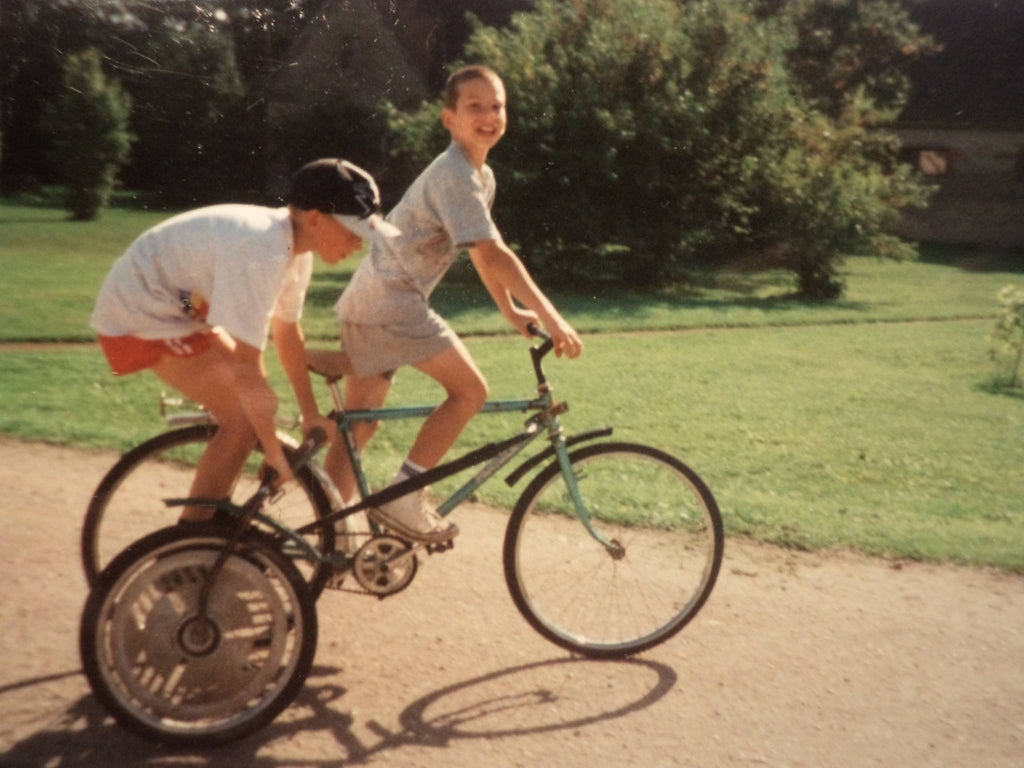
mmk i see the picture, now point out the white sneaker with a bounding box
[334,500,371,555]
[368,487,458,544]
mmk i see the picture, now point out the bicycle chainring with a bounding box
[351,535,418,596]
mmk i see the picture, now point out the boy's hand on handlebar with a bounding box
[301,412,336,445]
[507,306,541,339]
[261,447,295,490]
[512,309,582,358]
[548,318,583,359]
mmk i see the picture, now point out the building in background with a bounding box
[894,0,1024,248]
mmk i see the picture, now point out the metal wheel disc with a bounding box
[104,548,300,722]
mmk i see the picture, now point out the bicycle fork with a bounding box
[550,430,626,559]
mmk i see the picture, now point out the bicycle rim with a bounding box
[81,425,335,598]
[80,528,317,746]
[504,442,723,658]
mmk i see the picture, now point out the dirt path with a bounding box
[1,437,1022,767]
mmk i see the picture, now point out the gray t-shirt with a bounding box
[335,142,501,325]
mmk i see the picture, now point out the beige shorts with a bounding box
[340,311,459,378]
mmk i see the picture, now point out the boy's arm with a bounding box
[469,238,583,358]
[225,337,294,485]
[271,317,335,438]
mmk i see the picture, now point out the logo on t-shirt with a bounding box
[178,290,210,320]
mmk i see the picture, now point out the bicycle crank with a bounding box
[351,535,418,596]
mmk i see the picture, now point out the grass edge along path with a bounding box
[2,317,1021,573]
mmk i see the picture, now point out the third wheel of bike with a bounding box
[503,442,724,659]
[80,526,317,746]
[81,425,336,598]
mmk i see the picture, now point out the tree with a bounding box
[0,0,31,179]
[749,99,926,297]
[1,0,110,190]
[118,16,251,204]
[385,0,932,298]
[1,0,318,196]
[770,0,938,123]
[44,48,134,219]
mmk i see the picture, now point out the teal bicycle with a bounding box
[79,328,723,744]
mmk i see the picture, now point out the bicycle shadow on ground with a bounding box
[0,657,677,766]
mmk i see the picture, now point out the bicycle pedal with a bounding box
[426,540,454,555]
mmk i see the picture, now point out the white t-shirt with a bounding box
[91,205,313,350]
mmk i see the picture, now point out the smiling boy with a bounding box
[326,66,583,544]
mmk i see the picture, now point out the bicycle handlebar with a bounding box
[260,426,328,488]
[527,324,554,385]
[293,426,328,467]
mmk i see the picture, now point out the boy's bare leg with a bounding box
[322,372,392,503]
[359,341,486,543]
[407,340,488,469]
[323,340,486,495]
[152,345,257,521]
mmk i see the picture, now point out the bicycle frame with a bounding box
[257,336,618,570]
[330,395,545,515]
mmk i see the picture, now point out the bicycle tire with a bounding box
[503,442,723,659]
[81,425,336,598]
[80,525,318,746]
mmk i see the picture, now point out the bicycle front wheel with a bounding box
[503,442,723,658]
[81,425,336,598]
[80,525,317,746]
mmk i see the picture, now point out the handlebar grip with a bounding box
[526,322,551,341]
[261,465,279,487]
[260,427,327,490]
[291,426,328,470]
[528,324,555,381]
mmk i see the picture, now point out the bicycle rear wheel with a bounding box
[80,525,318,746]
[81,425,336,598]
[503,442,723,658]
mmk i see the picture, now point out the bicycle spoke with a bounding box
[504,443,723,657]
[82,426,336,598]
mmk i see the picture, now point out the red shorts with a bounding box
[98,332,213,375]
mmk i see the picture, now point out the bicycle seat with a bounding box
[306,348,353,383]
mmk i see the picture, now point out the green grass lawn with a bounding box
[2,201,1022,570]
[0,204,169,341]
[2,199,1021,341]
